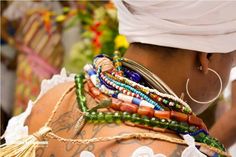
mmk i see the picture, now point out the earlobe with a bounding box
[198,52,209,74]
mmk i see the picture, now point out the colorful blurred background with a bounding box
[1,1,128,117]
[0,1,235,155]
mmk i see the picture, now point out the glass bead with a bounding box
[209,142,217,147]
[155,120,163,128]
[168,120,179,131]
[141,116,150,125]
[113,112,122,123]
[85,112,95,122]
[105,113,113,123]
[175,104,181,109]
[75,90,80,95]
[122,112,131,121]
[178,122,189,133]
[205,137,213,145]
[130,72,141,82]
[81,106,88,113]
[162,99,169,105]
[154,105,162,110]
[97,112,105,123]
[149,117,158,127]
[131,113,141,123]
[90,112,98,122]
[195,132,207,142]
[188,126,198,133]
[159,119,169,128]
[84,112,91,121]
[183,107,191,114]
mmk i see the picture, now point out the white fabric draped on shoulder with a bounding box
[113,0,236,53]
[3,68,75,144]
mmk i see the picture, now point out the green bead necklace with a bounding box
[74,74,225,152]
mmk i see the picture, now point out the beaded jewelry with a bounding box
[121,58,192,112]
[83,64,117,95]
[79,52,226,156]
[85,79,207,131]
[113,51,123,75]
[0,54,228,157]
[75,73,225,156]
[101,73,164,110]
[106,72,191,113]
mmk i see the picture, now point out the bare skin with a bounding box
[125,44,234,114]
[25,44,235,156]
[210,80,236,148]
[26,82,186,157]
[210,55,236,148]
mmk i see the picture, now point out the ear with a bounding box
[198,52,209,74]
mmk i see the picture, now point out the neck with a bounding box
[124,44,197,103]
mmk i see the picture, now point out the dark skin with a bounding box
[210,55,236,148]
[25,43,235,156]
[125,43,235,114]
[26,82,185,157]
[210,80,236,148]
[126,43,236,148]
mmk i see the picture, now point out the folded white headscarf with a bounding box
[113,0,236,53]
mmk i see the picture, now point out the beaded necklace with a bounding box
[75,52,226,156]
[0,53,228,157]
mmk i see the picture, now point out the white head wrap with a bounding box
[114,0,236,53]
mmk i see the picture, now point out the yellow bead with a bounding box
[115,62,122,67]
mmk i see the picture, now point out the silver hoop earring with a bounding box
[186,66,222,104]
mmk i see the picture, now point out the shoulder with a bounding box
[25,81,76,133]
[23,72,190,157]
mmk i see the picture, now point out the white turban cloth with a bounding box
[113,0,236,53]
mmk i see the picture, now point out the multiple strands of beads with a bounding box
[86,53,192,115]
[75,74,225,153]
[75,52,226,155]
[75,75,224,153]
[84,111,224,151]
[86,79,207,131]
[107,72,191,114]
[100,73,164,110]
[83,64,117,95]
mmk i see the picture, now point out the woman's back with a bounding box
[25,82,187,157]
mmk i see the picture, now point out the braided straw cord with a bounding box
[0,85,76,157]
[6,84,228,157]
[46,131,230,157]
[40,84,230,157]
[44,85,76,127]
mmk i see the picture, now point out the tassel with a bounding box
[0,127,51,157]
